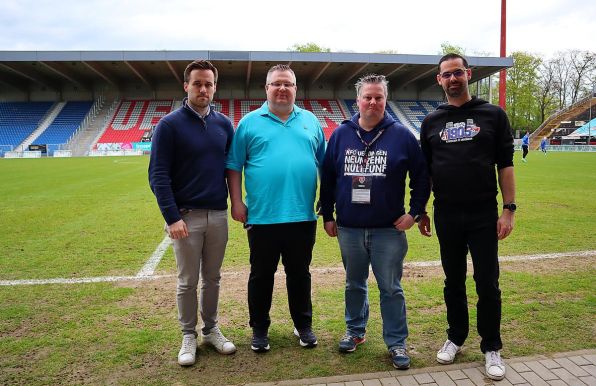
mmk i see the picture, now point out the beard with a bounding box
[194,95,211,108]
[444,82,467,98]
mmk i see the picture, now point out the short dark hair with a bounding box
[438,53,469,72]
[266,64,296,84]
[184,60,218,83]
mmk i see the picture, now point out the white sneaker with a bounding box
[201,326,237,354]
[178,334,197,366]
[436,339,461,364]
[485,351,506,380]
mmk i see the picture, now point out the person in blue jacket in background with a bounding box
[521,132,530,162]
[319,74,430,370]
[540,137,548,154]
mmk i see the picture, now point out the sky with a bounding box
[0,0,594,58]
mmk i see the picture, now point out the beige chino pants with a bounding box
[170,209,228,336]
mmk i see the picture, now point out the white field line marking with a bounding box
[1,250,594,287]
[137,236,172,277]
[308,249,596,272]
[0,275,173,286]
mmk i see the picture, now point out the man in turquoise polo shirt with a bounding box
[226,64,326,353]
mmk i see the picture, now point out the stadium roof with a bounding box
[0,50,513,93]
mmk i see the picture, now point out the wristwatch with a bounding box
[503,203,517,212]
[414,212,427,223]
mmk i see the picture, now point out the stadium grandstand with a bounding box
[529,94,596,149]
[1,50,519,157]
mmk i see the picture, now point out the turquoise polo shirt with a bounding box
[226,102,326,224]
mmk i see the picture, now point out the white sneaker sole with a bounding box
[436,348,461,364]
[436,357,454,364]
[202,338,237,355]
[486,370,505,381]
[251,344,270,352]
[293,328,318,348]
[178,354,196,366]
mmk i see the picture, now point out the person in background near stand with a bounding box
[149,60,236,366]
[319,74,430,369]
[418,53,516,381]
[540,137,548,154]
[521,131,530,162]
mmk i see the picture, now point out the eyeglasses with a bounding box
[268,82,296,88]
[439,69,468,79]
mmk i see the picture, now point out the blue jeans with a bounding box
[337,226,409,350]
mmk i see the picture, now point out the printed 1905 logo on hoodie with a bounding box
[440,119,480,143]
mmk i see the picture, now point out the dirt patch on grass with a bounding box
[114,254,593,308]
[2,254,593,385]
[103,254,595,385]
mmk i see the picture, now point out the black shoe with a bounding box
[251,330,270,353]
[293,327,318,348]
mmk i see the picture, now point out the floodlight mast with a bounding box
[499,0,507,110]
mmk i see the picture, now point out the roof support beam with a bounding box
[125,61,152,89]
[383,64,406,78]
[82,61,117,87]
[398,66,436,88]
[244,60,252,98]
[38,61,88,89]
[166,60,183,85]
[0,72,27,91]
[0,63,58,90]
[338,63,370,87]
[309,62,331,86]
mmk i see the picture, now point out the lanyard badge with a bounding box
[352,175,372,204]
[350,127,385,205]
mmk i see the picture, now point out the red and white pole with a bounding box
[499,0,507,110]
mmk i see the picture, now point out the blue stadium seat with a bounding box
[393,100,442,131]
[32,101,93,155]
[343,99,403,125]
[0,102,53,155]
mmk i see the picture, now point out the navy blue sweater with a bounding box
[148,100,234,225]
[320,113,430,228]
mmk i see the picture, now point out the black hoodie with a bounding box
[419,97,514,210]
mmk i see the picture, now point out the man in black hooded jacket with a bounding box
[418,53,516,381]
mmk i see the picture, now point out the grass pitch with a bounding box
[0,151,595,385]
[1,151,594,280]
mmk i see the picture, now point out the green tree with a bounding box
[439,42,465,56]
[536,60,559,124]
[506,51,542,130]
[568,50,596,103]
[375,49,399,54]
[288,42,330,52]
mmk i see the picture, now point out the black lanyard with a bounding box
[355,127,385,165]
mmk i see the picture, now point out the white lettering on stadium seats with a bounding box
[111,101,144,130]
[139,101,172,129]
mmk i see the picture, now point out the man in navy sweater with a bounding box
[319,74,430,369]
[149,60,236,366]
